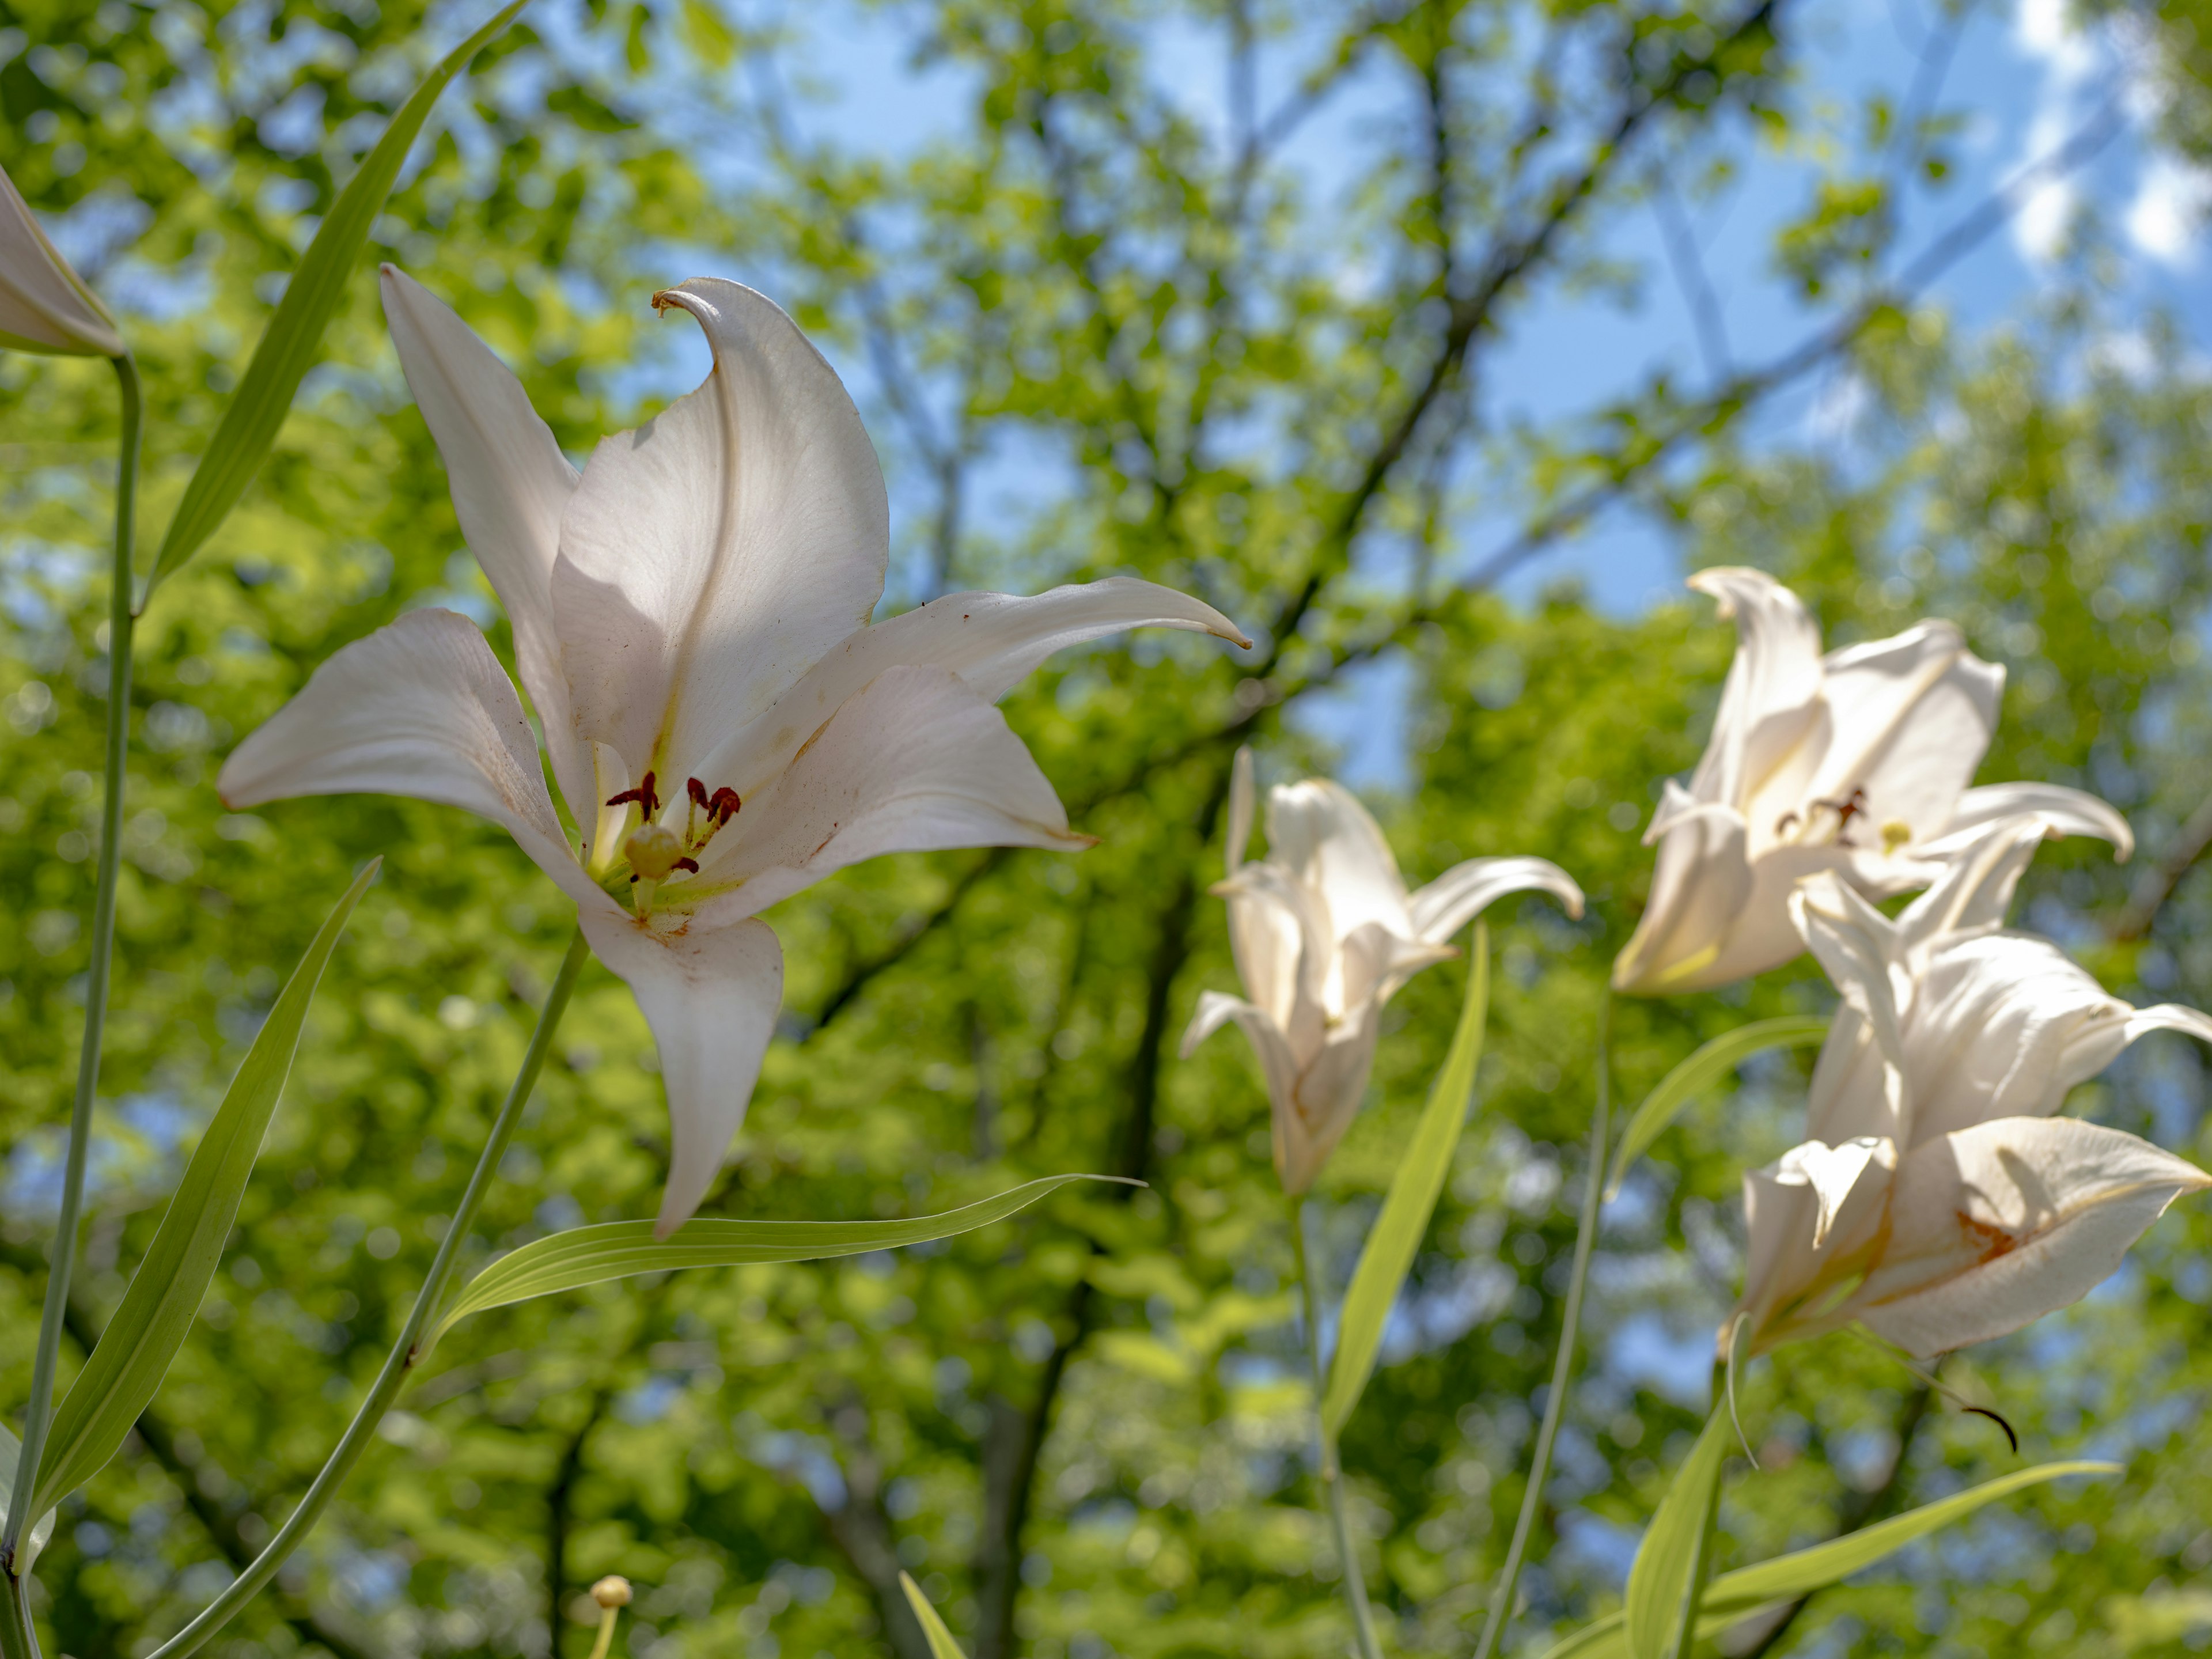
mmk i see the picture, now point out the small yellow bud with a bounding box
[624,822,685,880]
[592,1575,632,1609]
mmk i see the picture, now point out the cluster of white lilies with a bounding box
[7,118,2211,1657]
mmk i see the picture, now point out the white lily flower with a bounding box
[1181,750,1583,1193]
[0,164,124,359]
[1612,567,2128,995]
[221,267,1249,1234]
[1733,835,2212,1357]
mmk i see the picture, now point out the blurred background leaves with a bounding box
[4,1,2212,1657]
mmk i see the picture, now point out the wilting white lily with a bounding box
[0,164,124,359]
[1733,839,2212,1357]
[222,267,1248,1233]
[1181,751,1582,1192]
[1612,567,2128,996]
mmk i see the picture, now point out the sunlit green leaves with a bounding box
[31,862,378,1516]
[140,0,530,603]
[1322,926,1488,1439]
[1623,1404,1729,1659]
[428,1175,1130,1345]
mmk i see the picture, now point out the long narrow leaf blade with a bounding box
[1623,1405,1729,1659]
[431,1175,1127,1340]
[1321,927,1489,1439]
[32,862,378,1514]
[1535,1460,2119,1659]
[1605,1017,1828,1199]
[0,1426,54,1573]
[142,0,529,601]
[900,1571,969,1659]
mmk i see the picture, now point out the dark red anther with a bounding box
[672,856,699,874]
[709,786,742,824]
[687,777,710,810]
[605,771,662,815]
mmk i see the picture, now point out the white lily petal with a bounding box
[688,579,1249,803]
[552,278,887,786]
[1929,782,2135,861]
[1611,793,1752,994]
[577,910,784,1238]
[685,665,1087,919]
[1794,874,1913,1141]
[0,164,123,358]
[1796,622,2002,846]
[1219,872,1310,1045]
[1684,567,1826,812]
[1264,778,1415,945]
[380,266,589,819]
[1738,1135,1896,1348]
[217,610,595,908]
[1407,855,1585,943]
[1858,1117,2211,1357]
[1336,920,1457,1016]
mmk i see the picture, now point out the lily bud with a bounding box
[0,164,124,359]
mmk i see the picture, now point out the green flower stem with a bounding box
[1472,990,1613,1659]
[3,356,142,1592]
[0,1571,35,1659]
[146,927,592,1659]
[1289,1192,1384,1659]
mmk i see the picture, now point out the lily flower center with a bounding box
[604,770,744,911]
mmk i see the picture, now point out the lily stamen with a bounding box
[604,770,661,816]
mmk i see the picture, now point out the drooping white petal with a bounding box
[1857,1116,2211,1357]
[1611,787,1752,994]
[1928,782,2135,861]
[687,579,1250,802]
[1683,567,1824,814]
[1264,779,1414,946]
[552,279,887,787]
[684,665,1087,919]
[380,266,590,820]
[1407,855,1585,943]
[218,610,596,908]
[0,164,123,358]
[1793,622,2002,848]
[577,909,784,1237]
[1182,990,1300,1106]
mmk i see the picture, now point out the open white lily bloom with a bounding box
[222,267,1249,1234]
[1612,567,2128,996]
[0,162,124,359]
[1733,844,2212,1357]
[1181,750,1583,1192]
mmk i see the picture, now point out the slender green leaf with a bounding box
[0,1426,54,1573]
[430,1175,1128,1342]
[1536,1460,2121,1659]
[31,862,378,1515]
[1321,926,1489,1440]
[1605,1017,1829,1199]
[141,0,529,602]
[900,1571,969,1659]
[1624,1406,1730,1659]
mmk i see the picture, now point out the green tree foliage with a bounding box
[5,2,2212,1657]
